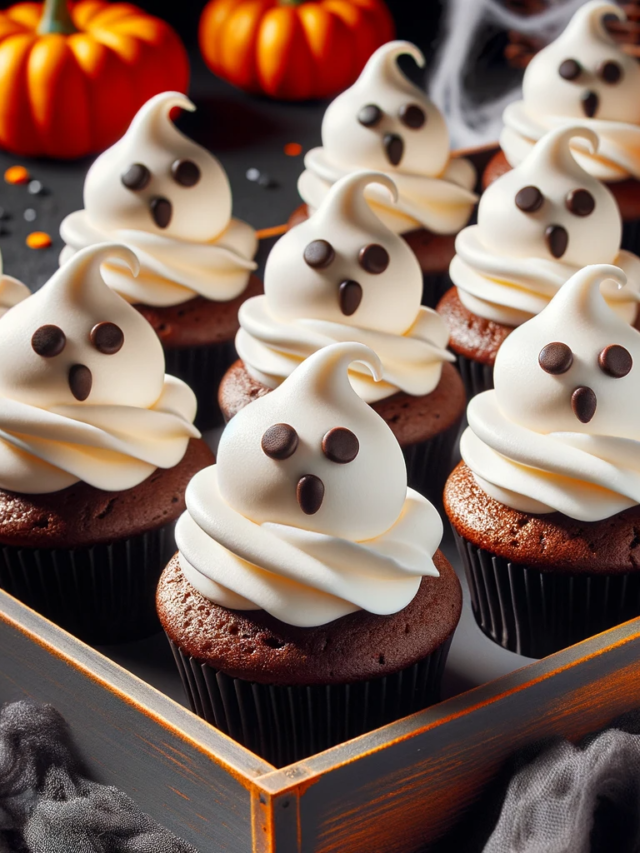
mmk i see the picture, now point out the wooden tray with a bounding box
[1,572,639,852]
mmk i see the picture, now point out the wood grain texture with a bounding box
[0,590,273,853]
[257,618,640,852]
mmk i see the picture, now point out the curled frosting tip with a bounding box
[297,341,384,389]
[555,263,627,310]
[324,169,399,215]
[568,1,625,42]
[63,243,140,285]
[360,40,426,87]
[129,90,196,133]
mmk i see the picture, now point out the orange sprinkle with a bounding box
[284,142,302,157]
[5,165,30,184]
[256,223,288,240]
[26,231,52,250]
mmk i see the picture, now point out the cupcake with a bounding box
[221,170,465,504]
[0,244,213,645]
[60,91,260,428]
[484,1,640,253]
[294,41,478,308]
[445,264,640,658]
[158,342,462,766]
[439,125,640,398]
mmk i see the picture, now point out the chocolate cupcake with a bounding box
[439,126,640,398]
[60,92,261,428]
[222,170,466,505]
[484,2,640,253]
[445,264,640,658]
[158,342,462,766]
[294,41,478,308]
[0,244,213,644]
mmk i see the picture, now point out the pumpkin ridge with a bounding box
[0,34,37,153]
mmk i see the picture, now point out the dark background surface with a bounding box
[0,0,447,290]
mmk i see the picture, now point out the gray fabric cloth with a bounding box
[483,712,640,853]
[0,700,198,853]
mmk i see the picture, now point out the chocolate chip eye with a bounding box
[559,58,581,80]
[171,159,201,187]
[303,239,335,269]
[598,344,632,378]
[399,104,426,129]
[150,197,172,229]
[515,185,544,213]
[322,427,359,464]
[571,386,597,423]
[598,60,622,84]
[358,244,389,274]
[358,104,383,127]
[90,322,124,355]
[31,325,66,358]
[566,189,595,217]
[545,224,569,259]
[261,423,299,460]
[539,342,573,374]
[121,163,151,191]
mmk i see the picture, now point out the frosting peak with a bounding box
[450,125,640,326]
[237,170,454,402]
[461,264,640,520]
[0,243,198,494]
[501,1,640,181]
[176,342,443,626]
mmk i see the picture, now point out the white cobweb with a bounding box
[429,0,591,147]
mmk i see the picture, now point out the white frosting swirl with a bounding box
[298,41,477,235]
[461,264,640,521]
[452,127,640,326]
[0,252,29,318]
[0,244,199,495]
[501,2,640,182]
[60,92,257,307]
[177,342,442,627]
[237,171,454,403]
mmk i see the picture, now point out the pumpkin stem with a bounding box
[277,0,306,5]
[38,0,77,35]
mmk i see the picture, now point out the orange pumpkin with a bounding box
[0,0,190,159]
[198,0,395,101]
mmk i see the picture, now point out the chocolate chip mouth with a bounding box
[581,90,599,118]
[69,364,92,402]
[338,281,363,316]
[571,386,597,423]
[297,475,324,514]
[545,224,569,259]
[383,133,404,166]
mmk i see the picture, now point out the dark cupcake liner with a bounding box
[164,339,237,430]
[622,218,640,256]
[421,272,453,310]
[455,354,495,400]
[452,529,640,659]
[168,635,452,767]
[0,525,176,645]
[402,419,461,507]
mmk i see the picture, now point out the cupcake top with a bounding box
[0,251,28,318]
[237,170,454,403]
[461,264,640,521]
[0,244,199,495]
[451,126,640,326]
[60,92,257,307]
[176,342,442,627]
[501,1,640,182]
[298,41,477,235]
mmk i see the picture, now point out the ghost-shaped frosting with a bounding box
[266,171,421,333]
[0,251,29,319]
[176,342,443,626]
[501,2,640,181]
[82,91,231,242]
[59,92,257,307]
[523,2,640,125]
[298,42,477,235]
[0,243,198,494]
[461,264,640,520]
[450,126,640,326]
[237,171,454,402]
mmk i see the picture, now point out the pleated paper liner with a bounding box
[164,339,237,431]
[622,219,640,257]
[421,273,453,310]
[452,529,640,659]
[0,524,175,645]
[402,418,461,507]
[168,636,452,767]
[455,354,495,400]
